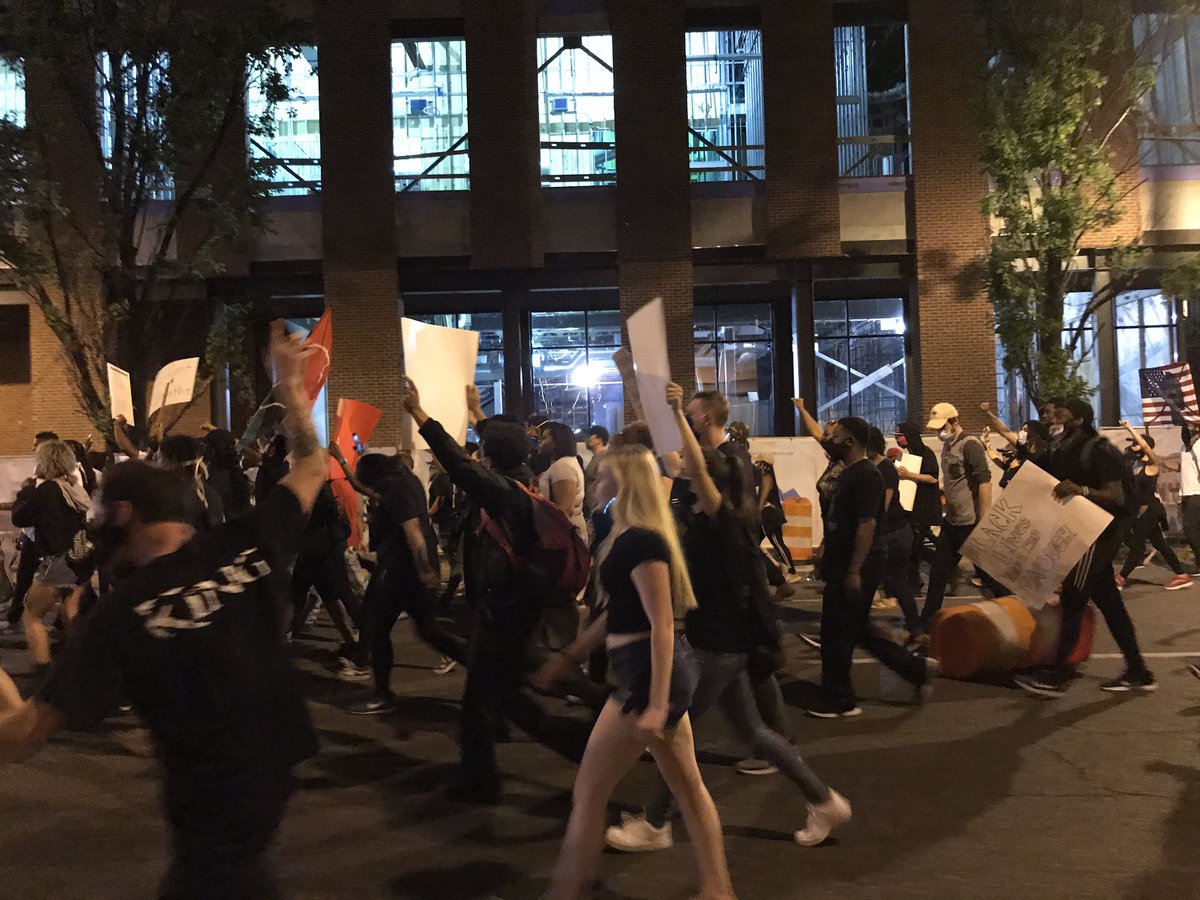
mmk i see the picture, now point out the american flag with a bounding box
[1141,362,1200,426]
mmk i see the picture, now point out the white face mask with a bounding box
[1049,423,1064,437]
[1017,429,1028,446]
[938,427,954,443]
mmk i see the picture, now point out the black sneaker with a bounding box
[1187,664,1200,682]
[347,693,398,715]
[1013,671,1067,698]
[1100,670,1158,693]
[802,698,862,719]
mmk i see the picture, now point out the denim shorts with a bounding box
[606,635,699,728]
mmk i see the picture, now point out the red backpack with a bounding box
[479,482,592,599]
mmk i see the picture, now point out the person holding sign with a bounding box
[1115,421,1191,591]
[1014,399,1156,698]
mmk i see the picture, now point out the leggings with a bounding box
[646,647,829,828]
[1120,505,1184,578]
[290,542,362,633]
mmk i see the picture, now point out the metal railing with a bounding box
[837,134,911,178]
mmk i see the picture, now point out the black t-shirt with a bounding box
[683,502,756,653]
[428,471,454,527]
[368,467,438,578]
[40,487,318,799]
[909,448,941,527]
[601,527,670,635]
[877,458,908,533]
[1046,431,1129,531]
[823,458,884,575]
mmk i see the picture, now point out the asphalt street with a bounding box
[2,565,1200,899]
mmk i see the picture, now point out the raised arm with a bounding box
[1120,420,1162,471]
[979,402,1018,446]
[111,415,143,460]
[792,397,825,440]
[269,322,329,515]
[329,442,380,503]
[668,381,721,515]
[466,384,486,428]
[613,348,646,422]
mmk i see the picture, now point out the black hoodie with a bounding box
[897,423,942,527]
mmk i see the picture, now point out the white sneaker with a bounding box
[794,789,852,847]
[604,811,673,853]
[432,656,458,675]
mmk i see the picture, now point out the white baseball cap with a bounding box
[926,402,959,431]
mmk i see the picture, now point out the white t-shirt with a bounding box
[539,456,588,540]
[1181,444,1200,497]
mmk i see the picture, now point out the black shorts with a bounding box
[606,635,699,728]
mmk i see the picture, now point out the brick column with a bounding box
[908,0,994,427]
[762,0,840,258]
[317,0,404,444]
[23,58,107,440]
[465,0,544,268]
[612,0,695,396]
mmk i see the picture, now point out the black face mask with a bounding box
[88,520,129,573]
[821,437,851,462]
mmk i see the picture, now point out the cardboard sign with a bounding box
[897,452,921,511]
[961,462,1114,608]
[106,363,134,424]
[402,317,479,448]
[627,298,682,456]
[148,357,199,419]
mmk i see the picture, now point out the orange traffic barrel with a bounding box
[781,493,813,561]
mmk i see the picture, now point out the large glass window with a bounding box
[408,312,505,418]
[686,31,763,182]
[814,298,908,427]
[98,52,172,196]
[834,24,910,177]
[0,59,24,125]
[530,310,623,432]
[1135,15,1200,166]
[1117,290,1179,423]
[694,304,773,435]
[392,40,468,191]
[538,36,615,186]
[248,47,320,195]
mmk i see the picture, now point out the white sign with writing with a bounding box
[961,462,1113,608]
[627,298,682,456]
[106,363,134,424]
[148,357,200,419]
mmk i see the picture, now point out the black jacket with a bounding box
[13,481,85,557]
[420,417,538,622]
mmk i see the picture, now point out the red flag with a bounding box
[328,398,382,547]
[302,310,333,408]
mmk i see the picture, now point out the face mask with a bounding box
[938,427,954,443]
[1017,429,1028,446]
[821,437,850,461]
[1049,424,1064,437]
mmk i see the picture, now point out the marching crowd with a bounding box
[0,321,1198,899]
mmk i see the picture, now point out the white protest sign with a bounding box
[897,452,920,511]
[106,363,134,424]
[627,298,682,456]
[402,317,479,448]
[961,462,1113,608]
[148,357,199,420]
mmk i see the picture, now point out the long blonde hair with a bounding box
[595,444,696,617]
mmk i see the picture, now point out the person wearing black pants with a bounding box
[2,539,41,632]
[1015,399,1155,697]
[867,429,920,633]
[912,403,993,633]
[1115,421,1192,590]
[800,418,935,719]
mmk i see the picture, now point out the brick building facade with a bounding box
[0,0,1190,456]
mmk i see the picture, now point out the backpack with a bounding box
[479,481,593,599]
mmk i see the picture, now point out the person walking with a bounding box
[534,441,736,900]
[1014,400,1156,697]
[1115,421,1191,591]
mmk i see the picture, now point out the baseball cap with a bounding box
[926,402,959,431]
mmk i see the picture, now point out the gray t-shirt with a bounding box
[940,433,991,526]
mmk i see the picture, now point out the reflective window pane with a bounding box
[538,36,616,186]
[695,304,773,436]
[530,310,623,433]
[686,30,763,182]
[835,23,910,176]
[0,59,25,126]
[248,47,320,195]
[814,299,908,427]
[392,40,469,191]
